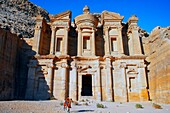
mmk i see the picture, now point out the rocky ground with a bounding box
[0,100,169,113]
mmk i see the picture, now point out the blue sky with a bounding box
[29,0,170,33]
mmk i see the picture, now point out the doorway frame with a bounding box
[78,73,95,100]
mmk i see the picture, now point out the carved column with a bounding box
[105,58,113,101]
[137,63,148,101]
[25,60,37,99]
[33,25,42,55]
[104,27,110,56]
[69,59,78,101]
[64,27,69,55]
[77,27,82,56]
[117,26,124,55]
[127,31,134,55]
[78,72,82,100]
[132,26,142,55]
[94,60,101,101]
[120,62,128,102]
[61,61,69,99]
[47,62,54,97]
[50,26,56,55]
[91,28,96,56]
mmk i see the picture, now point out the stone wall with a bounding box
[0,28,20,100]
[143,26,170,104]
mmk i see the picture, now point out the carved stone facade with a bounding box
[25,6,149,102]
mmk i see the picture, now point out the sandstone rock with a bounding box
[143,26,170,104]
[0,0,50,38]
[0,28,20,100]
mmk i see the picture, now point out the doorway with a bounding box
[81,75,92,96]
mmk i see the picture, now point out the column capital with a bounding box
[76,26,82,32]
[94,64,100,69]
[71,60,77,68]
[47,63,54,68]
[117,26,123,31]
[104,26,110,31]
[51,25,57,31]
[61,63,69,68]
[34,25,42,30]
[105,58,112,68]
[119,62,126,68]
[64,26,70,31]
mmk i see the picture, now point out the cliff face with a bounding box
[0,0,50,38]
[0,28,20,100]
[143,26,170,104]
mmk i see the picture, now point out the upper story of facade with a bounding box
[33,6,143,58]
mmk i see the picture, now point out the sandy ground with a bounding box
[0,100,169,113]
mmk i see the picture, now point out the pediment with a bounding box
[50,10,71,22]
[78,65,97,73]
[102,10,124,20]
[79,68,97,74]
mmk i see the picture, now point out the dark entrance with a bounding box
[81,75,92,96]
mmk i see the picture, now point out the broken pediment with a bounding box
[101,11,124,23]
[50,10,71,22]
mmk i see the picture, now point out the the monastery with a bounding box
[25,6,149,102]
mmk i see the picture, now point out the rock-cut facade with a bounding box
[25,6,149,102]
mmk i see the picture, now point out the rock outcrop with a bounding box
[0,0,50,38]
[143,26,170,104]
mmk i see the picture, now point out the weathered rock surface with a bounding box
[0,28,20,100]
[0,0,50,38]
[143,26,170,104]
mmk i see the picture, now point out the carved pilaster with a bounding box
[104,26,111,56]
[64,27,69,55]
[60,62,69,99]
[105,58,113,101]
[94,60,101,101]
[77,27,82,56]
[91,28,96,56]
[120,62,128,102]
[137,62,149,101]
[117,26,124,55]
[47,63,54,97]
[50,26,57,55]
[33,24,42,55]
[69,59,78,101]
